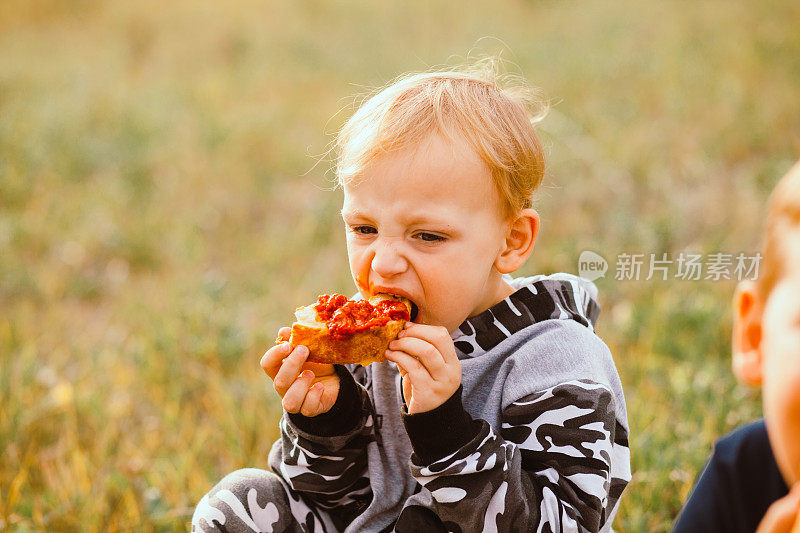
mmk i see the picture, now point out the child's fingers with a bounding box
[281,370,315,413]
[388,336,446,377]
[261,342,293,379]
[299,382,325,416]
[272,345,309,396]
[275,327,292,343]
[400,324,459,366]
[385,349,433,385]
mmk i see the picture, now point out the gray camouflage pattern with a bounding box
[192,274,630,532]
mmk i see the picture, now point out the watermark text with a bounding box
[578,251,762,282]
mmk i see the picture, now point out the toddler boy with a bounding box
[193,63,631,533]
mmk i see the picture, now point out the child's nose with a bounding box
[370,239,408,277]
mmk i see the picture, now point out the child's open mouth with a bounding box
[369,289,418,322]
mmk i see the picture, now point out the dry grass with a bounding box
[1,0,799,530]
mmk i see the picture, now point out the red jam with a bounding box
[314,293,410,340]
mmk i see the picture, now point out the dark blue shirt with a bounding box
[673,420,788,533]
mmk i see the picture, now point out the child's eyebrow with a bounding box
[404,216,455,229]
[341,209,454,229]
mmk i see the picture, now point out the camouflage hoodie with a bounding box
[270,273,631,533]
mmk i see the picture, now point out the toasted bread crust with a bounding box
[288,294,409,365]
[290,320,404,365]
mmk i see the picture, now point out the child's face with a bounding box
[734,231,800,486]
[341,133,518,333]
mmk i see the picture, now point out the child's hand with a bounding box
[385,322,461,414]
[260,327,340,417]
[757,483,800,533]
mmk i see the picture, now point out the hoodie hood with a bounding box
[451,273,601,358]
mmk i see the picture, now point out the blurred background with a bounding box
[1,0,799,530]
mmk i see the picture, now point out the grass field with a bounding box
[1,0,799,530]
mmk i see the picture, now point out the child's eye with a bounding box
[415,232,445,243]
[351,225,377,235]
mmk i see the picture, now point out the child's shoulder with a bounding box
[455,272,608,368]
[458,273,622,403]
[712,420,777,472]
[505,271,604,345]
[502,316,618,400]
[504,272,601,330]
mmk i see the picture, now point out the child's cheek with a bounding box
[762,341,800,485]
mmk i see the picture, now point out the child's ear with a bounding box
[495,208,540,274]
[731,280,764,386]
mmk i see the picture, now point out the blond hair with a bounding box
[758,160,800,297]
[334,59,548,221]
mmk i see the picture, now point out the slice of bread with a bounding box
[289,294,410,366]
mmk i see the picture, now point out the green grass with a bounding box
[1,0,798,530]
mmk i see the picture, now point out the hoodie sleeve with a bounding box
[394,318,631,533]
[267,364,377,516]
[395,380,628,533]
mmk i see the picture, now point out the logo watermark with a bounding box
[578,251,762,282]
[578,250,609,281]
